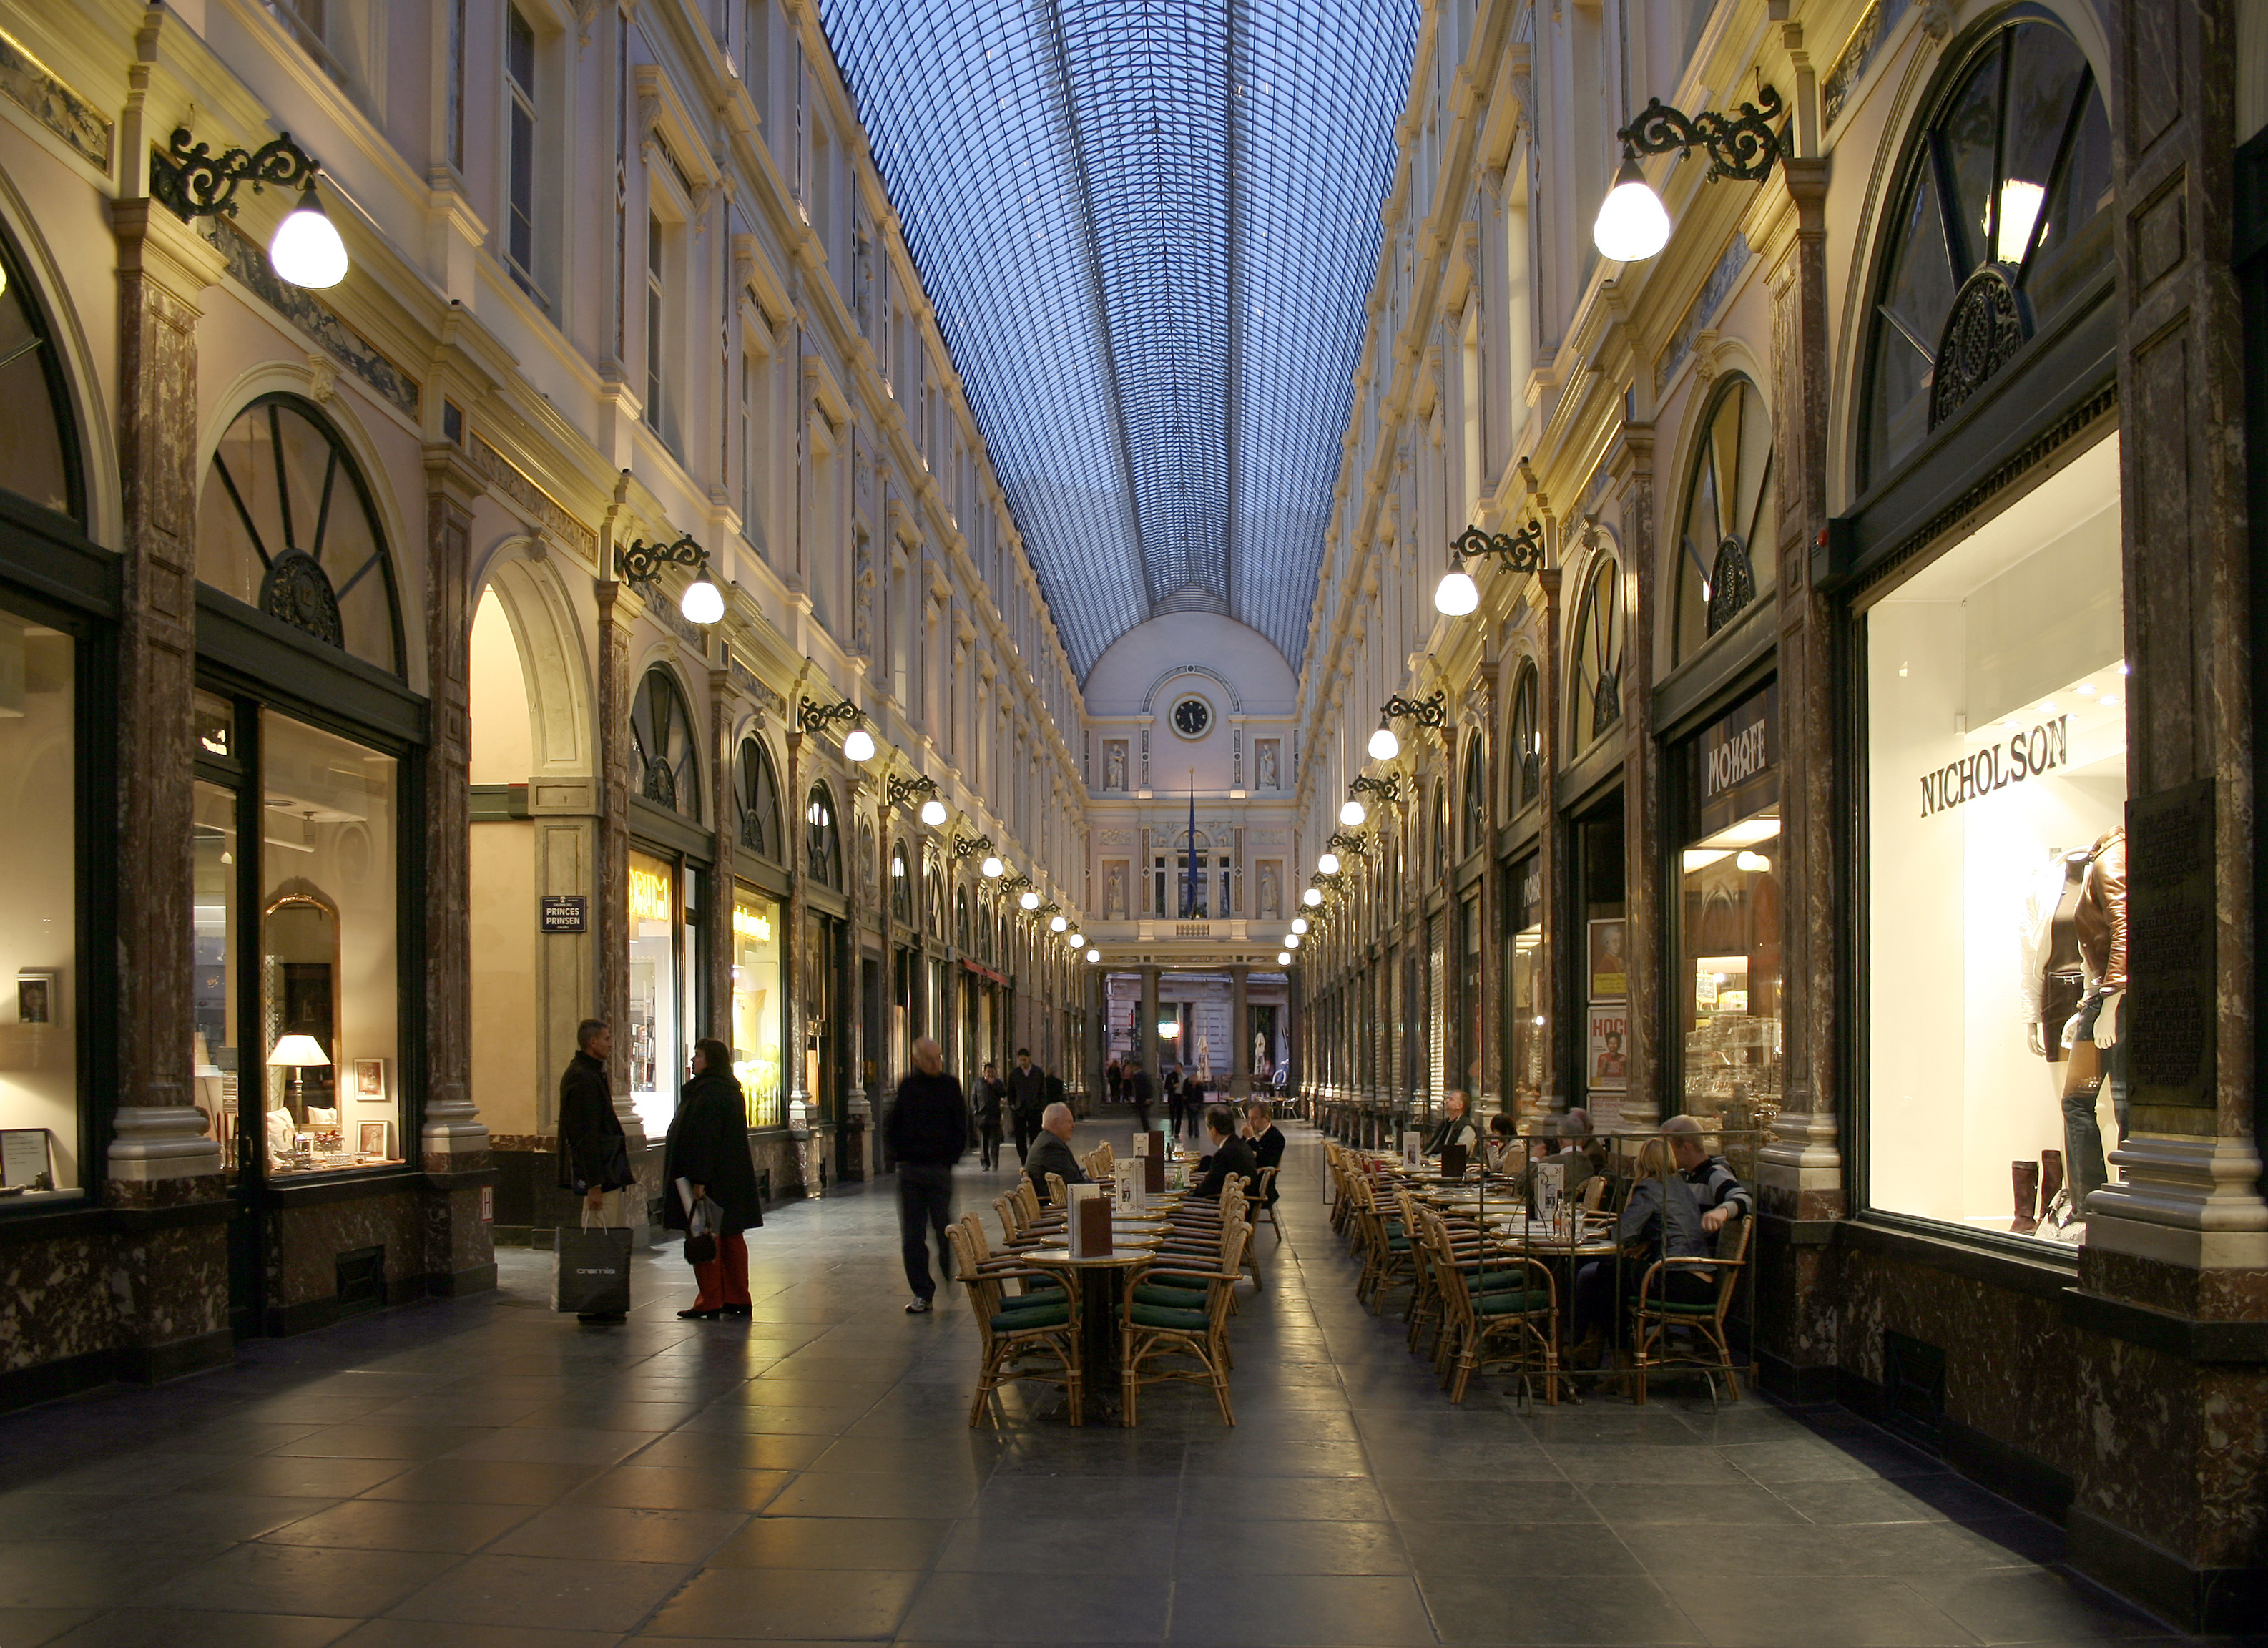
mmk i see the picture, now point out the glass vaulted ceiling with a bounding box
[818,0,1416,679]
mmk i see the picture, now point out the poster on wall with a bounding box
[1586,1004,1629,1092]
[1586,921,1628,1003]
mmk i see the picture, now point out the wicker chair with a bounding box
[958,1213,1063,1296]
[945,1221,1083,1426]
[1121,1219,1248,1426]
[1251,1165,1283,1245]
[1350,1174,1415,1314]
[1417,1206,1558,1404]
[1629,1214,1751,1403]
[1044,1171,1068,1208]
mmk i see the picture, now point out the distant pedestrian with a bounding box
[1006,1047,1046,1163]
[556,1019,634,1325]
[973,1060,1005,1169]
[1164,1066,1185,1138]
[885,1036,968,1314]
[663,1039,764,1320]
[1105,1056,1124,1106]
[1126,1056,1153,1132]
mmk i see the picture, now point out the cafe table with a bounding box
[1022,1240,1164,1423]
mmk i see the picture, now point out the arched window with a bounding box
[956,886,972,952]
[1508,662,1541,813]
[923,845,944,937]
[890,838,912,924]
[733,737,782,860]
[1572,557,1622,743]
[1460,730,1486,858]
[1430,780,1450,875]
[1676,376,1776,656]
[1862,13,2110,483]
[804,782,841,889]
[197,395,402,673]
[629,668,701,815]
[0,223,82,521]
[858,818,878,901]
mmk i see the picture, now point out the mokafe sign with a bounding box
[1918,715,2069,818]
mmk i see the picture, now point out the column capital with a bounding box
[109,197,226,311]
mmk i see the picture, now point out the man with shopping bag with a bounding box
[556,1019,636,1323]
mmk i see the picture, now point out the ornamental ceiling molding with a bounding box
[1140,662,1245,716]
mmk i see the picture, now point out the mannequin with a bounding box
[2055,828,2128,1220]
[2013,848,2090,1232]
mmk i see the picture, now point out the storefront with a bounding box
[626,666,709,1135]
[730,889,784,1129]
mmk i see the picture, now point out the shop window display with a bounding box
[0,611,77,1200]
[1864,434,2124,1242]
[732,891,784,1127]
[627,848,688,1133]
[1505,853,1545,1127]
[1674,684,1783,1154]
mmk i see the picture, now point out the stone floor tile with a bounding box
[1169,1516,1408,1576]
[638,1565,921,1639]
[43,1609,355,1647]
[1669,1575,1983,1647]
[566,1467,792,1514]
[1903,1568,2172,1643]
[1399,1518,1641,1577]
[760,1468,981,1519]
[0,1540,237,1609]
[483,1504,752,1565]
[260,1497,540,1553]
[356,1460,604,1504]
[705,1514,953,1571]
[147,1544,461,1619]
[901,1569,1172,1642]
[384,1554,692,1634]
[336,1624,624,1648]
[935,1514,1173,1574]
[1166,1572,1436,1645]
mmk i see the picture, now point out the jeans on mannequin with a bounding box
[2061,994,2128,1210]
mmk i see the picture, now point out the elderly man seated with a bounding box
[1021,1102,1088,1204]
[1661,1114,1752,1234]
[1425,1090,1481,1156]
[1191,1104,1258,1202]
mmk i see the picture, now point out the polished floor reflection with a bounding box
[0,1124,2215,1647]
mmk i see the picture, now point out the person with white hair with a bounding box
[1022,1101,1089,1204]
[1661,1114,1752,1233]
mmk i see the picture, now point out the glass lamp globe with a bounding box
[1593,154,1671,262]
[1339,799,1366,827]
[981,855,1003,878]
[1284,933,1301,949]
[1086,948,1101,963]
[270,187,348,288]
[1277,951,1292,966]
[1291,918,1309,935]
[1317,850,1341,875]
[840,727,876,762]
[918,798,948,827]
[1433,566,1481,614]
[1067,931,1083,948]
[1368,725,1400,760]
[1019,889,1040,911]
[1302,886,1323,907]
[1049,914,1068,932]
[679,576,725,624]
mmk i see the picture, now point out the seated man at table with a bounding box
[1023,1102,1089,1204]
[1661,1114,1752,1234]
[1425,1091,1481,1156]
[1243,1100,1285,1202]
[1531,1117,1595,1200]
[1192,1104,1258,1202]
[1567,1136,1710,1365]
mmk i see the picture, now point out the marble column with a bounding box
[102,192,229,1376]
[1613,423,1663,1134]
[1535,565,1569,1127]
[591,577,649,1237]
[1227,963,1250,1098]
[1138,964,1160,1089]
[707,659,742,1046]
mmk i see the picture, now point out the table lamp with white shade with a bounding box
[268,1033,330,1119]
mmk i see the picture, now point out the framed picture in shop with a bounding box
[1586,920,1628,1003]
[15,972,55,1025]
[354,1058,386,1099]
[356,1121,391,1158]
[1587,1004,1629,1092]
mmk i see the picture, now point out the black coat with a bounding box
[662,1070,765,1235]
[1250,1123,1286,1202]
[887,1069,971,1167]
[974,1078,1006,1131]
[1006,1064,1047,1124]
[1194,1134,1258,1202]
[556,1050,632,1192]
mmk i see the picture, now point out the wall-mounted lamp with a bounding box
[1368,690,1447,760]
[885,772,948,827]
[1436,519,1548,615]
[1350,774,1402,805]
[1594,87,1786,263]
[1277,951,1292,966]
[797,695,873,761]
[153,127,348,288]
[952,833,993,862]
[618,532,725,624]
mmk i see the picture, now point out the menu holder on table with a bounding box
[1531,1159,1565,1227]
[1114,1161,1144,1213]
[1440,1143,1468,1181]
[1069,1184,1113,1258]
[1401,1131,1423,1170]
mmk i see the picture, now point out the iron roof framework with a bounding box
[818,0,1415,679]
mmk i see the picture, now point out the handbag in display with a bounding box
[554,1202,634,1315]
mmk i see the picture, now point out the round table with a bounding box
[1023,1245,1162,1421]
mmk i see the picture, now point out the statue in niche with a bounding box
[1104,740,1128,792]
[1257,862,1282,921]
[1104,862,1129,921]
[1256,740,1280,791]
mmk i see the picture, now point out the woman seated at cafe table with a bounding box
[1566,1136,1709,1368]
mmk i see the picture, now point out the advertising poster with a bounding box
[1587,1004,1629,1092]
[1587,918,1629,1002]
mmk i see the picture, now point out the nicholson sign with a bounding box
[1919,714,2070,818]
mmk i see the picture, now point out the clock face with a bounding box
[1170,696,1212,740]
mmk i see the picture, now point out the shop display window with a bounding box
[1674,684,1784,1148]
[0,611,77,1200]
[627,848,689,1134]
[1864,434,2125,1243]
[1575,799,1626,1126]
[1505,853,1545,1124]
[732,889,785,1128]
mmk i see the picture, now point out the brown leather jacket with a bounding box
[2075,829,2127,991]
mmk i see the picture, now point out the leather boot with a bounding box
[2011,1160,2040,1234]
[2040,1149,2067,1229]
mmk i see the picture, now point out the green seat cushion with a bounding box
[1466,1270,1531,1293]
[1473,1289,1553,1316]
[1131,1282,1211,1307]
[1016,1274,1066,1292]
[1649,1300,1719,1316]
[1383,1237,1412,1252]
[1141,1271,1207,1290]
[991,1301,1069,1332]
[1129,1302,1209,1331]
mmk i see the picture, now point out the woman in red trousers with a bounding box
[662,1038,765,1319]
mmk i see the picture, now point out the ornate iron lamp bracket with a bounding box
[1350,775,1402,804]
[616,532,708,602]
[1380,690,1448,730]
[151,127,323,222]
[1617,86,1785,183]
[951,833,993,861]
[1450,519,1548,575]
[885,772,939,809]
[1325,830,1370,856]
[797,695,861,737]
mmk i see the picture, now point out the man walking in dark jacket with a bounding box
[556,1019,634,1324]
[1006,1048,1047,1164]
[886,1036,969,1313]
